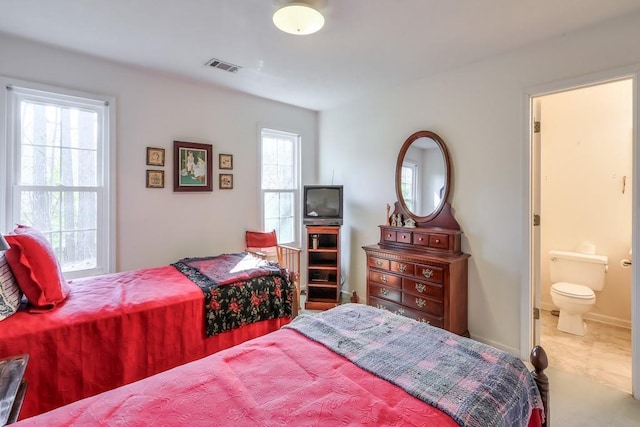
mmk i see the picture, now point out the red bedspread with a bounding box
[17,328,459,426]
[17,327,542,426]
[0,266,290,420]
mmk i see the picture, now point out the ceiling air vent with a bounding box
[205,58,241,73]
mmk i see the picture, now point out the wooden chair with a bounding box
[245,230,301,315]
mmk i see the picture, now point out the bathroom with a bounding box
[537,78,633,393]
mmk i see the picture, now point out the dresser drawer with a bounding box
[368,270,401,288]
[402,293,444,317]
[381,229,397,242]
[390,260,414,275]
[403,278,443,301]
[396,231,412,244]
[429,233,449,250]
[368,256,390,270]
[413,232,430,247]
[413,264,444,284]
[369,283,402,303]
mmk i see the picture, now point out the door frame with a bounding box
[520,65,640,399]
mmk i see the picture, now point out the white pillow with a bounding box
[0,252,22,320]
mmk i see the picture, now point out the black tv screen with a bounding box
[303,185,343,225]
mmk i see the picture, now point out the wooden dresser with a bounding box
[364,226,469,336]
[364,130,470,336]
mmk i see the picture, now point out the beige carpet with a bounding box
[547,366,640,426]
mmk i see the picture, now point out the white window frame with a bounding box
[259,127,301,246]
[0,77,116,279]
[401,161,418,213]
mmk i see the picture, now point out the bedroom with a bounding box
[0,0,639,424]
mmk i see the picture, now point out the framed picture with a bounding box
[219,153,233,170]
[146,147,165,166]
[146,170,164,188]
[219,173,233,189]
[173,141,213,192]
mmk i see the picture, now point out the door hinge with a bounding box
[533,307,540,320]
[534,121,541,133]
[533,214,540,226]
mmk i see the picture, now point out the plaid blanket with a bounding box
[285,304,544,427]
[172,253,292,336]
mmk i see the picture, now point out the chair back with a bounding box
[245,230,278,261]
[245,230,278,250]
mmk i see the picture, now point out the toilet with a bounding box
[549,248,608,336]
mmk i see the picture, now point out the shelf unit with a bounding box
[305,225,341,310]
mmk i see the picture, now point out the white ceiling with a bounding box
[2,0,640,111]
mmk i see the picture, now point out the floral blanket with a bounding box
[285,304,545,427]
[172,253,292,337]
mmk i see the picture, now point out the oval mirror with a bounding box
[395,130,451,222]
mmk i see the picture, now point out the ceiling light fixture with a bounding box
[273,2,325,35]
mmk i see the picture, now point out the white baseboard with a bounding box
[540,302,631,329]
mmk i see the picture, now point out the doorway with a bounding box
[521,70,639,399]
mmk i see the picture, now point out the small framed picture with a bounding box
[219,153,233,170]
[146,170,165,188]
[146,147,165,166]
[219,173,233,189]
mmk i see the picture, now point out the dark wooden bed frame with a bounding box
[530,345,550,427]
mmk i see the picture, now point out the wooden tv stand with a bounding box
[305,225,341,310]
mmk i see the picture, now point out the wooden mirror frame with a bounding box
[393,130,460,230]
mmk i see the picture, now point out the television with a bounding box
[303,185,343,226]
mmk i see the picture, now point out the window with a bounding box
[401,161,417,213]
[2,81,114,279]
[260,128,300,245]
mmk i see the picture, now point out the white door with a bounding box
[523,70,639,399]
[532,99,542,346]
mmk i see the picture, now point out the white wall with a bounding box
[0,33,317,272]
[539,80,633,326]
[319,11,640,351]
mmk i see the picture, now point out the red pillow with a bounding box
[4,225,69,312]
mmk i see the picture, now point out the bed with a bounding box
[15,304,549,427]
[0,227,296,420]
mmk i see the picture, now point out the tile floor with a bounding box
[540,309,632,393]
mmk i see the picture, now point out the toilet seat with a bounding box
[551,282,595,299]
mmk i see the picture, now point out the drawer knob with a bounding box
[379,288,389,296]
[418,237,424,241]
[435,239,440,243]
[416,297,426,308]
[396,308,405,316]
[401,235,407,239]
[375,260,383,266]
[398,263,407,273]
[415,283,426,293]
[380,274,387,283]
[387,233,392,237]
[422,268,434,278]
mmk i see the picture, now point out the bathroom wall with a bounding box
[539,79,633,327]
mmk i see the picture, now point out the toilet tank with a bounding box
[549,250,608,291]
